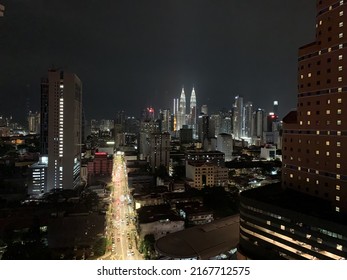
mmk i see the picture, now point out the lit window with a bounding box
[336,185,341,190]
[337,141,341,147]
[337,153,341,157]
[326,151,330,156]
[337,131,341,136]
[337,244,343,251]
[280,225,285,230]
[338,77,343,82]
[316,150,320,155]
[329,5,333,10]
[300,121,303,125]
[337,163,341,169]
[316,170,319,174]
[336,196,340,201]
[307,121,311,125]
[307,111,311,116]
[290,174,293,178]
[316,180,319,185]
[336,207,340,212]
[339,55,343,60]
[300,74,304,79]
[267,221,271,225]
[317,130,320,135]
[319,20,323,25]
[339,66,343,71]
[326,110,330,114]
[338,87,342,92]
[337,120,342,125]
[337,109,342,114]
[298,166,301,171]
[339,33,343,39]
[340,0,344,6]
[340,22,344,27]
[339,43,343,49]
[326,141,330,146]
[340,11,344,16]
[327,99,331,104]
[308,73,312,77]
[338,98,342,103]
[336,174,341,179]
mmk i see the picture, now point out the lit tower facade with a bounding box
[282,0,347,214]
[41,69,82,192]
[177,87,186,130]
[189,87,197,137]
[232,95,244,139]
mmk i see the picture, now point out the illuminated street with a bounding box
[105,151,142,260]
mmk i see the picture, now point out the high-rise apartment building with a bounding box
[28,111,40,134]
[282,0,347,214]
[149,132,170,173]
[40,69,82,192]
[239,1,347,260]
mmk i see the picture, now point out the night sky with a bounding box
[0,0,316,123]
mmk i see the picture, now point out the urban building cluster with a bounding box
[0,0,346,261]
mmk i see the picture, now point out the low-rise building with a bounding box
[136,205,184,240]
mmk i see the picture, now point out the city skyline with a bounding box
[0,0,316,122]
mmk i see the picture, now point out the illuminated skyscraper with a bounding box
[189,87,197,137]
[232,96,244,139]
[41,69,82,192]
[177,87,186,130]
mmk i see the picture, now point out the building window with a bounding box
[337,163,341,169]
[306,178,310,182]
[290,174,293,178]
[326,151,330,156]
[339,33,344,39]
[337,109,342,114]
[338,98,342,103]
[336,207,340,212]
[336,185,341,190]
[340,11,344,16]
[339,22,344,27]
[339,55,343,60]
[337,244,343,251]
[326,109,330,115]
[336,174,340,179]
[338,77,343,82]
[339,66,343,71]
[337,120,342,125]
[316,150,320,155]
[337,141,341,147]
[338,87,342,92]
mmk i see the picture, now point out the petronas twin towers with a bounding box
[175,87,197,133]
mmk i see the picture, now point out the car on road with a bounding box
[117,237,120,242]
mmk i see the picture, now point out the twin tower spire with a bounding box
[175,86,197,132]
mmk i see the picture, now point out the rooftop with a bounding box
[155,215,239,259]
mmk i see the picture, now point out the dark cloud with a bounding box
[0,0,316,122]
